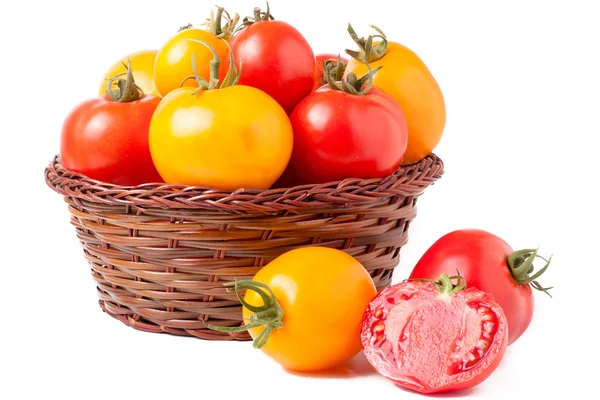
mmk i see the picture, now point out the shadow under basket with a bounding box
[45,154,444,341]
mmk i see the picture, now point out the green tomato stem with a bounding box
[507,248,553,297]
[205,280,284,349]
[206,6,239,40]
[345,24,389,64]
[411,272,467,295]
[105,58,144,102]
[180,39,241,93]
[323,55,381,95]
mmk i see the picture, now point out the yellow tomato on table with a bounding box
[345,25,446,165]
[148,40,293,190]
[210,247,378,372]
[98,50,160,97]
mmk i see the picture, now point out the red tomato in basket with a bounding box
[313,53,347,90]
[409,229,553,345]
[287,85,408,185]
[230,7,315,114]
[61,69,162,186]
[361,274,508,394]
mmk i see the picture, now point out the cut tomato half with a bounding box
[361,275,508,393]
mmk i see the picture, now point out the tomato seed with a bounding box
[373,308,384,319]
[373,322,385,333]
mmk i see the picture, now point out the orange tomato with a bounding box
[345,26,446,164]
[149,37,293,191]
[98,50,160,97]
[234,247,377,372]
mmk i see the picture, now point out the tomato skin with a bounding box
[148,85,293,190]
[242,247,377,371]
[230,20,315,114]
[345,42,446,164]
[60,94,163,186]
[361,280,508,393]
[287,86,408,185]
[313,53,347,90]
[409,229,534,345]
[154,28,230,97]
[98,50,161,97]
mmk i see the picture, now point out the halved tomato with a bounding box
[361,274,508,394]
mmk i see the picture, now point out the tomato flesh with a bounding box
[361,281,508,393]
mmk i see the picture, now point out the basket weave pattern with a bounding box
[45,153,443,341]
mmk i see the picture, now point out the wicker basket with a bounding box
[45,153,443,341]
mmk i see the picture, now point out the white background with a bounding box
[2,0,598,398]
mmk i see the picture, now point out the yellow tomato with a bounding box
[149,85,293,189]
[98,50,160,97]
[240,247,377,372]
[154,28,230,97]
[345,33,446,165]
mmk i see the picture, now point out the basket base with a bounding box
[99,299,252,341]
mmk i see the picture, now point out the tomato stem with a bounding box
[324,55,380,95]
[411,272,467,295]
[507,248,553,297]
[236,2,275,32]
[205,280,284,349]
[345,24,388,64]
[180,39,241,93]
[105,58,144,102]
[206,6,240,40]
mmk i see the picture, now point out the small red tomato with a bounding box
[230,4,315,114]
[287,61,408,185]
[361,274,508,394]
[409,229,553,345]
[313,53,347,90]
[61,63,162,186]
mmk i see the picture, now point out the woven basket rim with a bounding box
[44,153,444,214]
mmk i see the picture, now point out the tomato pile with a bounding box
[58,3,552,395]
[60,4,445,189]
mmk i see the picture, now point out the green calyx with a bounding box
[324,55,381,95]
[180,39,242,93]
[205,280,284,349]
[507,248,553,297]
[412,272,467,296]
[237,2,275,31]
[345,23,388,63]
[105,59,144,102]
[205,6,239,40]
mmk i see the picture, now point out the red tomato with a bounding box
[287,84,408,185]
[361,274,508,394]
[230,7,315,114]
[313,53,347,90]
[61,68,162,186]
[409,229,552,345]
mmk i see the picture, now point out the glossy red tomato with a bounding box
[61,69,162,186]
[230,6,314,114]
[409,229,553,345]
[361,274,508,394]
[287,82,408,185]
[313,53,347,90]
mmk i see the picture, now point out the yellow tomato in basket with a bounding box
[153,6,238,97]
[344,25,446,165]
[98,50,161,97]
[209,247,378,372]
[148,40,293,190]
